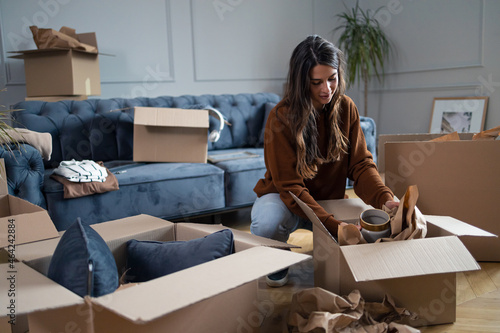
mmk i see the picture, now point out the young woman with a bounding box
[251,35,398,287]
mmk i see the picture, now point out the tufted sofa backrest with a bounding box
[13,93,281,169]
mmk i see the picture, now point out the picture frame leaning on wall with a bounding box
[430,96,488,134]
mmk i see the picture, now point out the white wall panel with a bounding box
[380,0,484,74]
[190,0,313,81]
[0,0,174,84]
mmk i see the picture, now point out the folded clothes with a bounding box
[53,159,108,183]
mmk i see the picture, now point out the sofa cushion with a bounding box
[124,229,234,283]
[207,148,265,207]
[43,161,225,230]
[47,217,119,297]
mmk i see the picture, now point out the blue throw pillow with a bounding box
[47,218,119,297]
[125,228,234,283]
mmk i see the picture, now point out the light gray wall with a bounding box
[1,0,498,134]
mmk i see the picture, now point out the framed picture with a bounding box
[430,97,488,134]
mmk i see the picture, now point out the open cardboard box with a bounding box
[0,214,310,332]
[9,32,101,97]
[0,159,59,249]
[133,107,209,163]
[292,194,494,327]
[382,134,500,261]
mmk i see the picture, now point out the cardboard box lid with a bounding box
[340,236,480,282]
[8,31,106,58]
[424,215,497,237]
[92,246,309,323]
[174,222,300,250]
[291,194,482,281]
[134,107,209,129]
[0,262,83,317]
[0,160,59,248]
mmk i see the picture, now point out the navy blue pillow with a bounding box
[125,229,234,283]
[47,218,119,297]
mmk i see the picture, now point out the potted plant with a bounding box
[333,1,393,117]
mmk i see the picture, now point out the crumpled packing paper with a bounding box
[287,288,420,333]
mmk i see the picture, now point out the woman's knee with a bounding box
[250,194,297,242]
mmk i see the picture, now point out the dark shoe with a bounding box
[266,268,289,287]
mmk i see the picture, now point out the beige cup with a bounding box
[360,209,391,243]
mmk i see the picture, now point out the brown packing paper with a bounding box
[338,223,367,246]
[287,288,419,333]
[30,26,97,53]
[430,131,460,142]
[387,185,427,240]
[472,125,500,140]
[338,185,427,245]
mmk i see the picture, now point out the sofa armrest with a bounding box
[0,143,47,208]
[359,116,377,165]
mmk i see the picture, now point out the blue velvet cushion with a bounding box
[124,229,235,283]
[47,218,119,297]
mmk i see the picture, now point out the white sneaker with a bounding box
[266,268,289,287]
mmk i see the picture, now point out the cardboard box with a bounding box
[133,107,209,163]
[0,214,310,332]
[0,159,59,248]
[9,32,101,97]
[377,133,474,173]
[292,194,493,327]
[383,135,500,261]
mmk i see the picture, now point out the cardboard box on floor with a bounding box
[292,194,494,327]
[0,214,310,333]
[133,107,209,163]
[0,159,59,248]
[382,134,500,261]
[377,133,474,173]
[9,32,101,97]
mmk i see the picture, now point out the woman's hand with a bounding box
[340,221,361,231]
[384,200,399,209]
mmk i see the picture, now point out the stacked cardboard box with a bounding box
[9,31,101,101]
[380,133,500,261]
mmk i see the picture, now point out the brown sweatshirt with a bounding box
[254,95,393,236]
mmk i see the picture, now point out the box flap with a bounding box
[0,262,82,317]
[134,107,209,128]
[92,246,310,323]
[340,236,480,282]
[0,196,59,247]
[318,198,373,222]
[91,214,174,241]
[290,192,337,242]
[424,215,497,237]
[174,223,300,249]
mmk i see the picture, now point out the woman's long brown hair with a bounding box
[282,35,349,179]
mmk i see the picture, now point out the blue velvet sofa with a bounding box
[1,93,378,231]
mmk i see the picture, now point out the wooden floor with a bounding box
[212,190,500,333]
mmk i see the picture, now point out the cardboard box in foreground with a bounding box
[0,159,59,248]
[9,32,101,97]
[292,194,493,327]
[133,107,209,163]
[0,214,310,332]
[383,134,500,261]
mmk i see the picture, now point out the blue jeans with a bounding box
[250,193,312,243]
